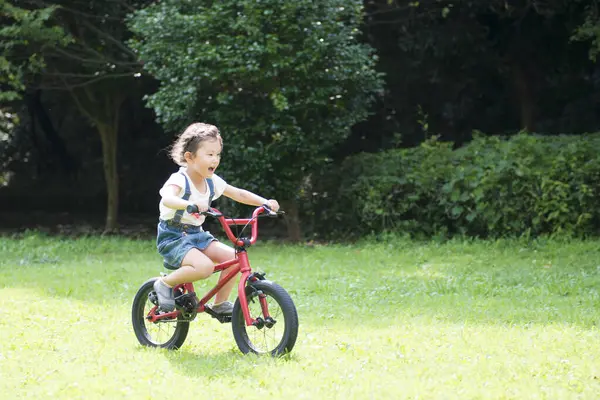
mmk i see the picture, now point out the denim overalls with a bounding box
[157,173,217,270]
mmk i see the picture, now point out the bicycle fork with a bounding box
[237,251,272,327]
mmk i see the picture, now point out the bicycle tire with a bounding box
[231,280,298,356]
[131,278,190,350]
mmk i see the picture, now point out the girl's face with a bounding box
[184,138,221,177]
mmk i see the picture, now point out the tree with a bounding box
[1,1,68,184]
[1,1,67,102]
[128,0,384,241]
[15,0,150,232]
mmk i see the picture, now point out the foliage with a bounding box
[0,1,69,190]
[127,0,384,198]
[0,0,68,149]
[0,108,18,185]
[313,133,600,238]
[572,2,600,61]
[0,1,68,102]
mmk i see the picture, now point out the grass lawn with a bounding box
[1,232,599,399]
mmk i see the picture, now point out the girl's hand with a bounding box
[266,199,280,212]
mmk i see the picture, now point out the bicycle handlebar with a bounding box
[186,204,284,247]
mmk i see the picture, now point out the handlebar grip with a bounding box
[186,204,199,214]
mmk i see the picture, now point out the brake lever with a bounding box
[261,204,285,217]
[204,209,223,218]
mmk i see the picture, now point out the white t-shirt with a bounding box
[159,167,227,225]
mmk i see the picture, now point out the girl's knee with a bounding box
[189,262,214,280]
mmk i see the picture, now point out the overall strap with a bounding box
[172,172,192,224]
[206,177,215,206]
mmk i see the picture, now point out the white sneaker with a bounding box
[210,301,234,315]
[153,279,175,312]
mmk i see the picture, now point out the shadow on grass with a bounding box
[156,347,298,378]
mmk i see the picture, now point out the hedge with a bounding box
[309,133,600,238]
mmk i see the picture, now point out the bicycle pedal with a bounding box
[212,314,232,324]
[204,306,232,323]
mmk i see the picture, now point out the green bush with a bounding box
[312,133,600,238]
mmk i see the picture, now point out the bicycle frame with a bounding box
[148,206,271,327]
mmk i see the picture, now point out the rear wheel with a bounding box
[231,280,298,356]
[131,278,190,350]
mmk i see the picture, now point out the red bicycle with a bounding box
[131,206,298,356]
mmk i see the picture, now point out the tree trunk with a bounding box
[98,122,119,233]
[512,61,536,132]
[281,199,302,242]
[70,88,123,233]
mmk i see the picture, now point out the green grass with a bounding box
[1,233,600,399]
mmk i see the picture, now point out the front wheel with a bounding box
[232,280,298,356]
[131,278,190,350]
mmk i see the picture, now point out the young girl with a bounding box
[154,122,279,314]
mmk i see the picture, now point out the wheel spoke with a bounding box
[232,282,298,355]
[132,279,190,350]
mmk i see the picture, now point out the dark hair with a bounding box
[169,123,223,166]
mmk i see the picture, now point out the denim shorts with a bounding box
[156,220,217,269]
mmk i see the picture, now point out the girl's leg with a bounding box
[163,248,214,287]
[202,241,238,304]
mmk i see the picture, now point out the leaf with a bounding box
[451,205,463,217]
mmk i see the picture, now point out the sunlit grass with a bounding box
[1,233,599,398]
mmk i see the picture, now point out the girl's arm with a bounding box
[160,185,208,211]
[223,184,280,211]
